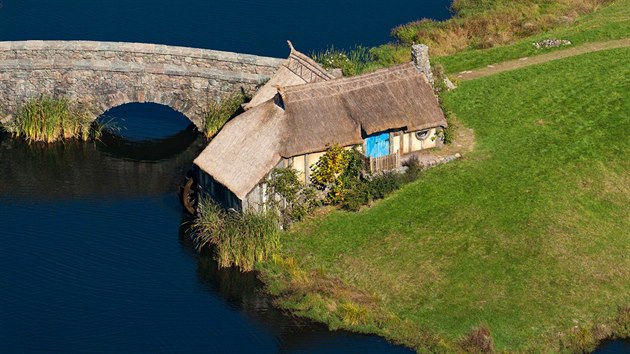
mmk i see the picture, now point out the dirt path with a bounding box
[456,38,630,81]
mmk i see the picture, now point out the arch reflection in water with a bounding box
[99,102,196,141]
[97,102,199,161]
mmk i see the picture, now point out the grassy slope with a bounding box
[434,0,630,73]
[271,48,630,351]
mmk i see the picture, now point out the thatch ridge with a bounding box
[244,41,334,110]
[286,40,336,82]
[279,62,426,97]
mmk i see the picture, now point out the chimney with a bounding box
[411,44,433,85]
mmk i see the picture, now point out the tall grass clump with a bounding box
[3,97,96,143]
[202,91,246,139]
[193,198,280,272]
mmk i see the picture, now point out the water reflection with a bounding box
[0,103,204,200]
[99,102,195,142]
[97,125,199,162]
[0,131,205,200]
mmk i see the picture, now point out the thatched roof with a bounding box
[244,41,334,110]
[279,62,446,156]
[195,61,446,200]
[194,100,285,199]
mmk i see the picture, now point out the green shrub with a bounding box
[341,148,364,182]
[369,44,411,68]
[369,172,404,199]
[267,168,301,203]
[193,198,280,272]
[309,146,425,211]
[202,91,246,139]
[339,302,368,326]
[341,170,420,211]
[431,64,449,94]
[266,167,319,227]
[340,154,426,211]
[310,145,348,187]
[307,146,426,211]
[339,180,369,212]
[310,145,365,205]
[403,155,423,178]
[441,109,457,145]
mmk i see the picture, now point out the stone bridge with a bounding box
[0,41,284,128]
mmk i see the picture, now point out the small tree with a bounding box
[310,144,348,186]
[310,145,365,204]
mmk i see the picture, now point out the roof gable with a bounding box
[244,41,334,110]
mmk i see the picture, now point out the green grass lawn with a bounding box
[434,0,630,73]
[263,48,630,351]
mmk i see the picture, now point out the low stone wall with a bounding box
[400,152,462,172]
[0,41,285,127]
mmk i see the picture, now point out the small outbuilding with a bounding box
[193,43,447,211]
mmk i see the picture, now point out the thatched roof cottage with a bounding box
[193,43,447,211]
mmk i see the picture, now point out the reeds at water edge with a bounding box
[2,97,103,143]
[193,198,280,272]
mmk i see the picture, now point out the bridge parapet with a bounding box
[0,41,285,128]
[0,41,283,75]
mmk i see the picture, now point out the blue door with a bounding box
[365,132,390,158]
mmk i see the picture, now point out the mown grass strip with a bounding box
[434,0,630,73]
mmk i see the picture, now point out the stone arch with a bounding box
[94,90,204,130]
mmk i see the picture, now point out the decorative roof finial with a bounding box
[287,40,295,53]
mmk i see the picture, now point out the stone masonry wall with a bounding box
[0,41,285,128]
[411,44,433,85]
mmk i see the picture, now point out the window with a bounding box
[274,95,285,109]
[415,129,430,141]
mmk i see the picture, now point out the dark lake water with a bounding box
[0,0,452,57]
[1,1,626,353]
